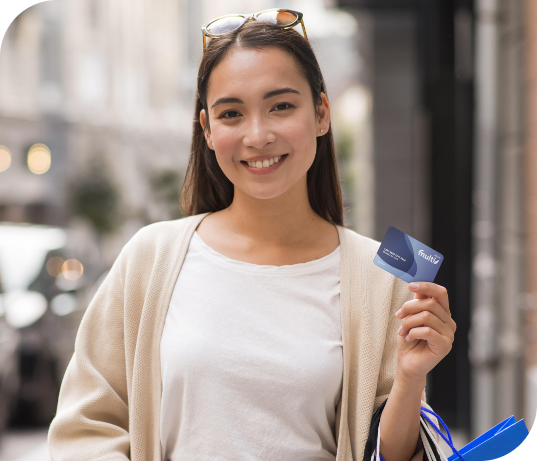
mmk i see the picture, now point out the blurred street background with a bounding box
[0,0,536,459]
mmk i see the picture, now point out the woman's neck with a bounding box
[224,182,321,246]
[196,177,340,266]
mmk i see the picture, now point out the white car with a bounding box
[0,223,99,426]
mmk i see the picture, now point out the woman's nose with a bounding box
[242,116,276,149]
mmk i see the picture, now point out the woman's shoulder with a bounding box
[337,225,380,260]
[118,213,209,267]
[130,213,206,243]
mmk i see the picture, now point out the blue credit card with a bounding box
[373,226,444,283]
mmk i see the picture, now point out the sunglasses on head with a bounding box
[201,8,308,53]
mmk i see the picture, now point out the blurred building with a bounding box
[525,0,537,434]
[337,0,537,440]
[0,0,195,265]
[337,0,475,437]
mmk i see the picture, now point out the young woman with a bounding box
[48,10,456,461]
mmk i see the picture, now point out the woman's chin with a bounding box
[240,184,292,202]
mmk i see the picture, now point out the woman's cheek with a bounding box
[281,116,317,157]
[212,126,239,165]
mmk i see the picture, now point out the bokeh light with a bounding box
[46,256,65,277]
[62,259,84,280]
[50,293,77,316]
[27,143,51,174]
[0,145,11,172]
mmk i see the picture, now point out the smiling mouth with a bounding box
[241,154,288,169]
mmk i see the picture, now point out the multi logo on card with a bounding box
[373,226,444,283]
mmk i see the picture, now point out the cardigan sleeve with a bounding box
[373,276,413,409]
[374,276,430,461]
[48,248,130,461]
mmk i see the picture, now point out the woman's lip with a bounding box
[242,154,288,175]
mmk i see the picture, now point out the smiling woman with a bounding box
[48,15,455,461]
[180,20,342,227]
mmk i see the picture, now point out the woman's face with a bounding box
[200,46,330,201]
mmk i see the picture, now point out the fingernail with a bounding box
[409,282,419,290]
[397,326,402,335]
[406,334,410,341]
[395,309,402,318]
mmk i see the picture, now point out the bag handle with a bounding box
[375,407,467,461]
[419,407,467,461]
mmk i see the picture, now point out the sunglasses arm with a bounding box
[299,19,308,41]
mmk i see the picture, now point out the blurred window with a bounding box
[26,203,47,225]
[40,8,62,87]
[89,0,100,29]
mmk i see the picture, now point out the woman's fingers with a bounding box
[405,326,453,354]
[398,309,454,341]
[396,297,453,326]
[408,282,450,313]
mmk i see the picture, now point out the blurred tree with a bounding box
[138,169,184,224]
[68,161,123,236]
[151,170,183,214]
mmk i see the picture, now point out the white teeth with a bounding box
[246,155,285,169]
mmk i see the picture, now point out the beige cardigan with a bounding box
[48,213,430,461]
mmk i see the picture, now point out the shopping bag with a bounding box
[446,417,528,461]
[374,408,529,461]
[420,408,529,461]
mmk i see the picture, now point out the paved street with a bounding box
[0,429,50,461]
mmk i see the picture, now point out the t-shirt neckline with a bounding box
[191,231,340,275]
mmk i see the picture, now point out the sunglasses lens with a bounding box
[206,16,246,35]
[256,11,297,26]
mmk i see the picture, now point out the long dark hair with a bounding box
[180,20,343,226]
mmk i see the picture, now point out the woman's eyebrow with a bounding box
[263,87,300,99]
[211,97,242,108]
[210,88,301,109]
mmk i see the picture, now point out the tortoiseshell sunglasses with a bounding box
[201,8,308,53]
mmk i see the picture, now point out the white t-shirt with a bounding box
[160,231,343,461]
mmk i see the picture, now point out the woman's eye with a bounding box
[220,110,241,119]
[272,103,294,112]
